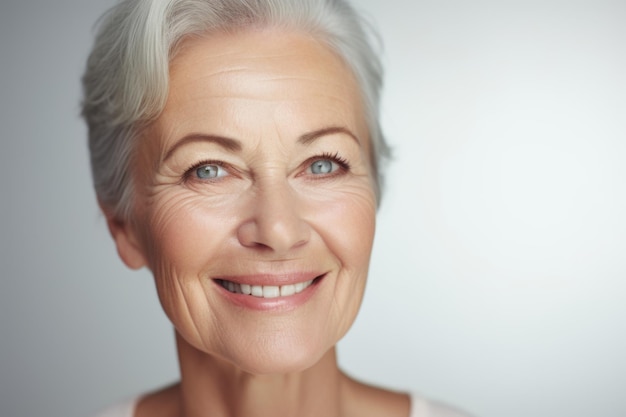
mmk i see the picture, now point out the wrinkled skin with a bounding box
[108,28,377,376]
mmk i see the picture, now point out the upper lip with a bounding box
[213,272,326,286]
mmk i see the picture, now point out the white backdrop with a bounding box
[1,1,625,417]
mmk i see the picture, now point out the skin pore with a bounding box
[103,28,409,417]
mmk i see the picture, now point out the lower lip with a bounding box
[213,276,324,312]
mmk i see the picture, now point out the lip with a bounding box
[213,272,323,286]
[213,273,326,311]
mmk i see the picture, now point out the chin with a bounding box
[224,334,334,376]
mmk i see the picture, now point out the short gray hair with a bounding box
[82,0,389,221]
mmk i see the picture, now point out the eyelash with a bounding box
[182,159,228,182]
[306,152,351,175]
[181,152,351,182]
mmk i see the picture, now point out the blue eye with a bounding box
[310,159,335,174]
[195,164,226,179]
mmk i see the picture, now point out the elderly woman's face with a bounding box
[121,29,376,374]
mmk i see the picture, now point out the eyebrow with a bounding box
[163,126,360,161]
[298,126,360,146]
[163,134,242,162]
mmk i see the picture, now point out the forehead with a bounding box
[169,28,355,86]
[150,28,368,149]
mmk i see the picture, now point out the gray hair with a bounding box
[82,0,389,221]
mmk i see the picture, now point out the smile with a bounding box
[216,278,316,298]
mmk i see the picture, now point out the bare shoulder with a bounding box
[134,383,180,417]
[341,374,411,417]
[341,374,473,417]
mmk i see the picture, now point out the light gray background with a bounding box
[1,1,625,416]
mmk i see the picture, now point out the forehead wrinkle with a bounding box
[158,29,367,163]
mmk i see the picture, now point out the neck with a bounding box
[175,332,348,417]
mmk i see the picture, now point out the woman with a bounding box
[83,0,470,416]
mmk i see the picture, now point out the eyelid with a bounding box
[182,159,232,182]
[181,153,350,183]
[300,152,351,177]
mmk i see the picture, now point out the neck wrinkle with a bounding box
[175,332,345,417]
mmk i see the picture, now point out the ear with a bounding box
[99,202,147,270]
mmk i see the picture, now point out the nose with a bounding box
[237,179,310,254]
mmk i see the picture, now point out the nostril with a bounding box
[236,184,311,252]
[236,214,310,253]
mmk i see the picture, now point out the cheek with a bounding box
[141,190,237,269]
[310,182,376,331]
[137,191,237,344]
[313,181,376,266]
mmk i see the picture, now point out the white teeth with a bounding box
[240,284,252,295]
[220,279,316,298]
[251,285,263,297]
[263,286,280,298]
[280,284,295,296]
